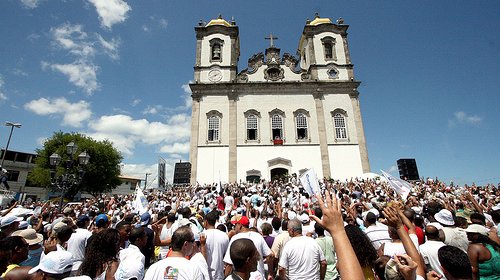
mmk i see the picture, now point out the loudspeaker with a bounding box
[397,158,419,181]
[173,162,191,185]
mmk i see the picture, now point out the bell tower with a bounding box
[194,15,240,83]
[298,13,354,81]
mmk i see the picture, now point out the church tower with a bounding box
[189,14,370,184]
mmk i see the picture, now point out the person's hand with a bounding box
[309,191,344,235]
[394,254,417,280]
[426,270,443,280]
[199,233,206,246]
[383,205,403,229]
[44,237,58,253]
[152,223,162,233]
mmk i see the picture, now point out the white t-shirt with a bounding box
[66,228,92,271]
[279,236,326,280]
[191,252,211,280]
[159,223,176,258]
[144,257,201,280]
[223,231,272,277]
[419,240,446,279]
[224,196,234,211]
[204,228,229,280]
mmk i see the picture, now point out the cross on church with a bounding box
[265,33,278,47]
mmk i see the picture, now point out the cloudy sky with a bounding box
[1,0,499,186]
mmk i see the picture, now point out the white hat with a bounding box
[465,224,489,236]
[299,213,310,224]
[29,251,73,275]
[1,215,22,228]
[287,211,296,220]
[12,229,43,245]
[434,209,455,226]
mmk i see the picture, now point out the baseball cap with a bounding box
[139,212,151,226]
[29,251,73,275]
[95,214,109,227]
[299,213,310,224]
[230,215,249,227]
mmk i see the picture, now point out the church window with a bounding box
[246,114,258,141]
[293,109,310,141]
[333,113,347,140]
[208,116,220,141]
[271,114,283,140]
[321,37,336,61]
[210,38,224,62]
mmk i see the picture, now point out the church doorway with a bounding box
[270,168,288,181]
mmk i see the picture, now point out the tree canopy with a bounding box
[29,132,123,198]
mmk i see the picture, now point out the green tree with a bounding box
[29,132,123,198]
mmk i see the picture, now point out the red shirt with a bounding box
[404,225,424,244]
[216,196,225,211]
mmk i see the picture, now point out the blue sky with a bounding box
[1,0,499,186]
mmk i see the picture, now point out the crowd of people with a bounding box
[0,175,499,280]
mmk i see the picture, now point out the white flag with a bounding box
[380,170,412,200]
[300,169,320,196]
[133,187,149,215]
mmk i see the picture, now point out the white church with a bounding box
[189,14,370,184]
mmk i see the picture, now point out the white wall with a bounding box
[328,145,363,180]
[197,146,229,183]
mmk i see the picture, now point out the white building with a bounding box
[189,14,370,184]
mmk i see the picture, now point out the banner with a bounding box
[300,169,320,196]
[380,170,412,200]
[158,157,167,189]
[133,186,149,214]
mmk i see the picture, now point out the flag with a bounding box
[300,169,320,196]
[133,186,149,214]
[158,157,167,189]
[380,170,412,200]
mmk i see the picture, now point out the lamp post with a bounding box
[1,121,22,169]
[49,142,90,211]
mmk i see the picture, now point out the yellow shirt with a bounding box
[1,264,19,277]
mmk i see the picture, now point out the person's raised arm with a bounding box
[383,206,425,279]
[310,191,364,280]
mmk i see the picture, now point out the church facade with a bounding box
[189,15,370,184]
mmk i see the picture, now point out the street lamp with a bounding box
[1,121,22,170]
[49,142,90,211]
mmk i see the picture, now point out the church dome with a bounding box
[206,15,231,27]
[308,14,332,26]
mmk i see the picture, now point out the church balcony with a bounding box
[273,139,284,145]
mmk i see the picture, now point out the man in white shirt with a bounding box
[204,210,229,280]
[144,226,202,280]
[419,225,446,279]
[67,215,92,275]
[278,219,326,280]
[223,215,273,279]
[363,212,391,250]
[115,227,147,280]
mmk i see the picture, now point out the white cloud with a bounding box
[142,25,150,33]
[181,82,192,109]
[46,23,121,94]
[131,99,141,107]
[20,0,41,9]
[97,34,120,60]
[0,76,7,102]
[36,137,48,147]
[160,142,190,154]
[158,18,168,29]
[24,97,92,127]
[48,62,100,95]
[388,165,398,173]
[449,111,482,128]
[87,113,190,156]
[88,0,131,29]
[120,163,157,179]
